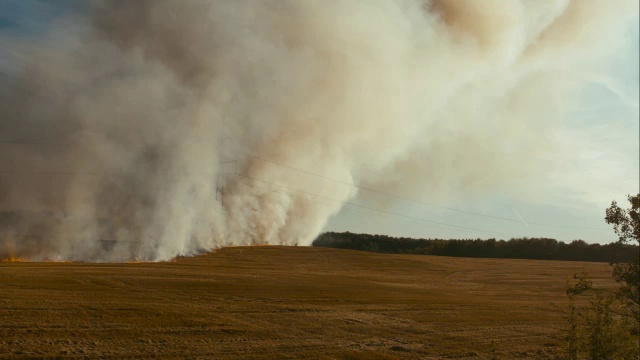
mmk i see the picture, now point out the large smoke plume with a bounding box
[0,0,637,261]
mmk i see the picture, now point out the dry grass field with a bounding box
[0,246,614,359]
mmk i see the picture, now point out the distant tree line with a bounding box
[312,232,638,263]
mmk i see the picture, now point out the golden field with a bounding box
[0,246,614,359]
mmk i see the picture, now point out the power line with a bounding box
[237,179,485,237]
[0,139,612,231]
[237,174,520,237]
[242,151,611,231]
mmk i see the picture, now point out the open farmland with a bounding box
[0,246,614,359]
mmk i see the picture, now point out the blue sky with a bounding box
[0,0,81,33]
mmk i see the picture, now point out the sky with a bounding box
[329,17,640,243]
[0,0,638,251]
[327,26,640,244]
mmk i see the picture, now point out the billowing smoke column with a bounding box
[0,0,637,261]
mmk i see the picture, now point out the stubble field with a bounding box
[0,246,613,359]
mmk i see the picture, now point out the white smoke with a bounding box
[0,0,637,261]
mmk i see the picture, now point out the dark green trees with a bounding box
[562,194,640,359]
[604,193,640,322]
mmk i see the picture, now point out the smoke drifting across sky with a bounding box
[0,0,638,261]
